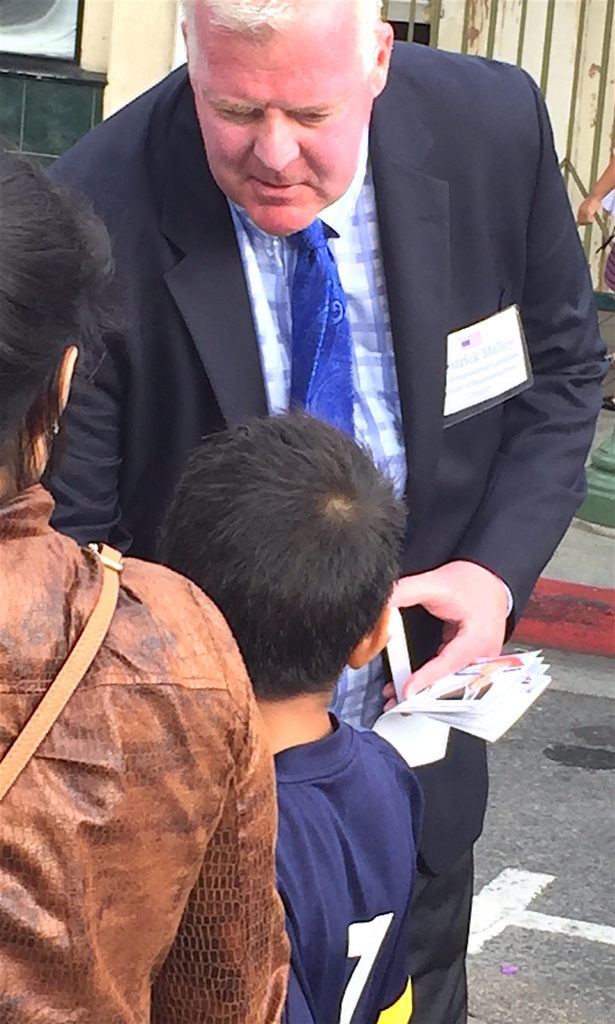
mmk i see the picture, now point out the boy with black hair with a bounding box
[160,414,423,1024]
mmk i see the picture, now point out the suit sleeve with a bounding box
[48,339,131,550]
[452,74,607,618]
[46,141,138,552]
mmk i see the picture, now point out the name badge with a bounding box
[444,305,532,425]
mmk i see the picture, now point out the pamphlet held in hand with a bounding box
[373,608,551,768]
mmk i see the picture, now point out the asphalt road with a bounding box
[467,648,614,1024]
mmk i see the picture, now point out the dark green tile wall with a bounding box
[0,73,103,163]
[0,75,24,149]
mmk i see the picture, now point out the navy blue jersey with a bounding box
[276,719,423,1024]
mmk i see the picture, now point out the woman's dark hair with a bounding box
[0,153,111,489]
[160,414,406,700]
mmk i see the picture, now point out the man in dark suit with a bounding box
[49,0,605,1019]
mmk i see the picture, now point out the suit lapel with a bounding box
[157,61,451,527]
[371,65,450,548]
[161,85,268,425]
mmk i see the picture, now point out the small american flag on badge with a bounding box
[461,331,482,348]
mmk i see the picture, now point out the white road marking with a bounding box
[515,910,615,946]
[469,868,555,954]
[469,868,615,954]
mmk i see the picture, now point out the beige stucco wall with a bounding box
[80,0,183,116]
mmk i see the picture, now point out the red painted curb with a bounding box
[512,577,615,657]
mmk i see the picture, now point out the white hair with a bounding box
[180,0,384,72]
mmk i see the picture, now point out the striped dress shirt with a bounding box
[229,135,407,727]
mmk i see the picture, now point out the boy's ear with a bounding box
[347,605,392,670]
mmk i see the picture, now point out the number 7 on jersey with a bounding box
[339,913,413,1024]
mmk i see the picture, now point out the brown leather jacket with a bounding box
[0,486,288,1023]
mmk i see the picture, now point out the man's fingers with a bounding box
[391,561,508,697]
[382,681,396,701]
[390,579,420,610]
[391,573,439,610]
[402,658,454,696]
[402,634,478,696]
[393,563,509,624]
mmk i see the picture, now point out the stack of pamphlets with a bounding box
[373,609,551,767]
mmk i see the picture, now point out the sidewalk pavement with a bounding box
[512,311,615,657]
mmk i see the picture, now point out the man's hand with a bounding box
[391,560,509,697]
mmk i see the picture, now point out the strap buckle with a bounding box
[87,542,124,573]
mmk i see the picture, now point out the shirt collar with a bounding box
[274,715,357,783]
[319,128,368,237]
[230,128,368,242]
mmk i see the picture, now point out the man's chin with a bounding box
[245,201,322,238]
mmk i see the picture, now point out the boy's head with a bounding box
[160,414,406,701]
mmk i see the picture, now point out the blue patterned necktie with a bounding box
[290,220,354,436]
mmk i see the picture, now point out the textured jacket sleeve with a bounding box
[0,556,288,1024]
[150,590,289,1024]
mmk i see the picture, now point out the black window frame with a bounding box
[0,0,85,65]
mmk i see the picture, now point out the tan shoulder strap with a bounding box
[0,543,123,803]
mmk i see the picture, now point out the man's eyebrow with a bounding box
[211,99,262,112]
[293,105,335,116]
[209,97,340,116]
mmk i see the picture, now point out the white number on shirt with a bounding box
[339,913,394,1024]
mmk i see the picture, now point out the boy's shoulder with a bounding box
[352,722,410,763]
[352,725,423,788]
[352,726,424,817]
[275,720,423,827]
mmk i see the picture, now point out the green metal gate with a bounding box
[383,0,615,291]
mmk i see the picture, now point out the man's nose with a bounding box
[253,113,300,172]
